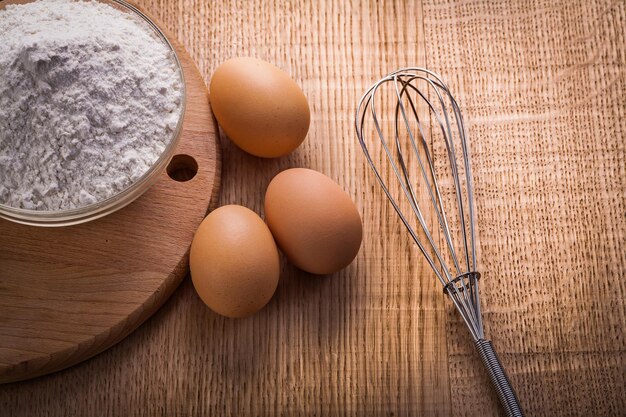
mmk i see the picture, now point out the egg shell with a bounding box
[189,205,280,318]
[264,168,362,275]
[209,57,310,158]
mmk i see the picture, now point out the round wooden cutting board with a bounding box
[0,16,220,383]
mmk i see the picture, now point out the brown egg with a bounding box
[264,168,362,275]
[189,205,280,318]
[209,57,310,158]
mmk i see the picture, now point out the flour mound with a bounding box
[0,0,183,210]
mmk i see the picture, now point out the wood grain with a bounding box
[423,1,626,415]
[0,19,220,383]
[1,0,625,416]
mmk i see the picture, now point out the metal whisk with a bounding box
[355,68,524,417]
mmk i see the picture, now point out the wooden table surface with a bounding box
[2,0,624,416]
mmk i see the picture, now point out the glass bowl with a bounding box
[0,0,186,227]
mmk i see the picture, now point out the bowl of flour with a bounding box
[0,0,185,226]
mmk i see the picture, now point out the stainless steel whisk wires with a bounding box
[355,68,524,417]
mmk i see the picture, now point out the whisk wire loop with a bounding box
[395,80,460,275]
[390,76,484,337]
[356,68,483,340]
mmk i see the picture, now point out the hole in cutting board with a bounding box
[167,154,198,182]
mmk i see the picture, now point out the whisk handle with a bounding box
[475,339,525,417]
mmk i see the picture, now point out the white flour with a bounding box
[0,0,183,210]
